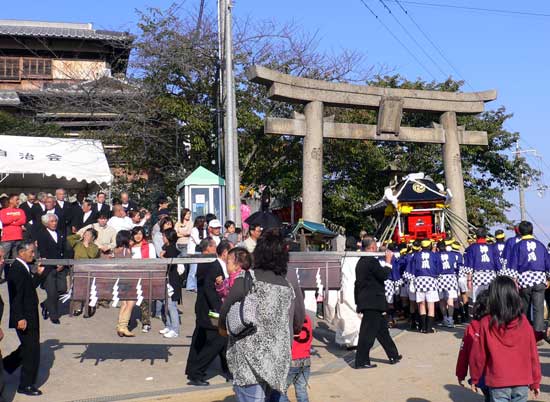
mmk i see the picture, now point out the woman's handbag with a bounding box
[226,271,258,340]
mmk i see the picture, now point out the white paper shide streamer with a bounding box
[136,278,144,306]
[295,268,301,286]
[89,277,98,308]
[111,278,120,307]
[167,283,174,298]
[59,288,72,304]
[315,268,324,297]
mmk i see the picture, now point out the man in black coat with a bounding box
[93,192,111,219]
[3,242,45,396]
[29,193,47,239]
[71,199,97,232]
[71,190,87,210]
[54,188,73,236]
[34,213,66,324]
[354,237,401,369]
[185,239,230,386]
[120,192,138,213]
[19,193,36,241]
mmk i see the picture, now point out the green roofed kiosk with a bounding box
[176,166,226,224]
[292,219,337,251]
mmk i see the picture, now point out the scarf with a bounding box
[140,242,150,259]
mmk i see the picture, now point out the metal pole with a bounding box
[221,0,234,223]
[222,0,241,225]
[217,0,225,177]
[516,141,527,222]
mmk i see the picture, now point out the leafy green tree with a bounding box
[74,6,545,232]
[0,4,535,234]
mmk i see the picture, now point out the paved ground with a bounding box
[138,328,550,402]
[0,286,548,402]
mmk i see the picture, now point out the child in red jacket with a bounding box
[280,314,313,402]
[456,290,490,401]
[469,276,541,402]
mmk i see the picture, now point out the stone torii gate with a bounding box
[247,66,497,245]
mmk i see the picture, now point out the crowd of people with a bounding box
[0,188,315,402]
[373,223,550,341]
[0,188,547,401]
[353,222,547,401]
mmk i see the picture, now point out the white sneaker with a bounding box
[163,330,178,338]
[159,327,170,334]
[142,324,151,333]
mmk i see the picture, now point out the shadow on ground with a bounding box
[2,338,59,402]
[444,384,486,402]
[68,341,188,365]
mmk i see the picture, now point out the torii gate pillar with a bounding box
[441,111,468,245]
[303,101,324,223]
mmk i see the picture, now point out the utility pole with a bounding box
[220,0,241,226]
[216,0,224,177]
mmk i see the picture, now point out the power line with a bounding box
[385,1,550,18]
[520,138,550,173]
[524,208,550,244]
[509,204,547,242]
[378,0,448,79]
[392,0,465,82]
[358,0,437,80]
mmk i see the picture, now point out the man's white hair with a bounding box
[41,213,58,226]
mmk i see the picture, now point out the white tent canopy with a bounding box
[0,135,112,193]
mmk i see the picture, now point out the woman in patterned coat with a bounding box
[220,228,305,402]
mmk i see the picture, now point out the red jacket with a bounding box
[0,208,26,241]
[469,314,541,390]
[292,315,312,360]
[456,319,480,381]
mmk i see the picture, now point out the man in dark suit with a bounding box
[354,237,401,369]
[19,193,36,225]
[71,190,87,210]
[30,196,56,242]
[120,191,138,213]
[29,193,47,236]
[71,199,97,232]
[19,193,36,242]
[3,242,45,396]
[185,239,230,386]
[54,188,73,235]
[93,192,111,219]
[35,213,66,324]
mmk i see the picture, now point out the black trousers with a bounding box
[185,326,227,380]
[355,309,399,366]
[43,269,67,320]
[520,283,546,332]
[3,328,40,387]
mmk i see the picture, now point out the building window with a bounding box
[22,58,52,79]
[0,57,20,81]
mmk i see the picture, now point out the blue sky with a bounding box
[4,0,549,241]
